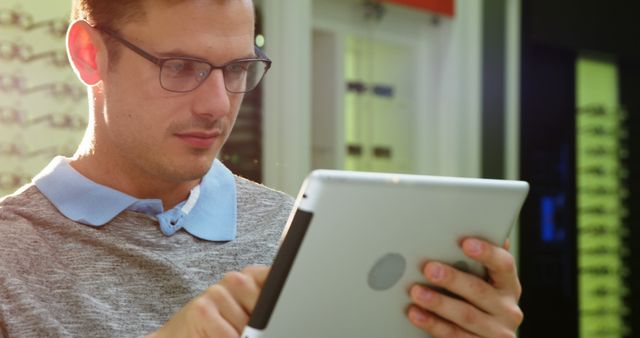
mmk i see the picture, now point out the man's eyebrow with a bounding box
[155,49,258,62]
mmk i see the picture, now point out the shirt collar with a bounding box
[32,156,237,241]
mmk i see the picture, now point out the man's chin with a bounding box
[157,158,209,182]
[178,161,215,181]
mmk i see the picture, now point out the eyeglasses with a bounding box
[97,27,272,94]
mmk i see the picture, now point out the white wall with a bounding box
[505,0,522,261]
[262,0,485,195]
[505,0,521,181]
[414,0,483,178]
[261,0,313,196]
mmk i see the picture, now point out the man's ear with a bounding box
[66,20,107,86]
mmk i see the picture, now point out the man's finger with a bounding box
[203,285,250,334]
[422,260,507,316]
[242,265,270,288]
[409,283,520,337]
[407,304,480,338]
[218,271,263,314]
[461,238,521,297]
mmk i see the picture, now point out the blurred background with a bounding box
[1,0,638,337]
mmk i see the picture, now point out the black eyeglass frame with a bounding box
[96,26,272,94]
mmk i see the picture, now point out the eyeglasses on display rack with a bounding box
[0,172,31,190]
[580,245,629,257]
[0,40,68,67]
[0,9,67,38]
[0,107,86,130]
[0,73,85,101]
[0,142,76,159]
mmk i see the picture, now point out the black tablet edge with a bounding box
[248,208,314,330]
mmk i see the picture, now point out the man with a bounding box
[0,0,523,337]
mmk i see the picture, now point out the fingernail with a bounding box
[418,288,434,302]
[467,239,483,255]
[428,263,444,281]
[410,309,428,324]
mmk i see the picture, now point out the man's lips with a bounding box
[175,131,222,149]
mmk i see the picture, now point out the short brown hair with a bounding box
[70,0,250,30]
[70,0,254,66]
[70,0,148,29]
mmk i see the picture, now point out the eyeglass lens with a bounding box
[160,58,268,93]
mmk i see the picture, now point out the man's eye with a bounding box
[227,62,250,74]
[165,60,196,77]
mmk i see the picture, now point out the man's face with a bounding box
[99,0,255,183]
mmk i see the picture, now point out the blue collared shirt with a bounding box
[33,156,237,241]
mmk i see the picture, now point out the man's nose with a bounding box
[191,69,231,118]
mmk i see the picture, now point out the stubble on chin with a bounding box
[142,115,231,182]
[151,152,215,183]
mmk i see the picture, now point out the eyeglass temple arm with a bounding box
[96,26,162,66]
[254,47,272,74]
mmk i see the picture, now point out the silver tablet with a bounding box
[242,170,529,338]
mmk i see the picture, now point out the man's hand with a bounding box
[407,238,523,338]
[147,265,269,338]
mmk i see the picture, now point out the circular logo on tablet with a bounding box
[367,253,407,291]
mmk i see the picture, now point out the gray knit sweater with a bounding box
[0,177,293,338]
